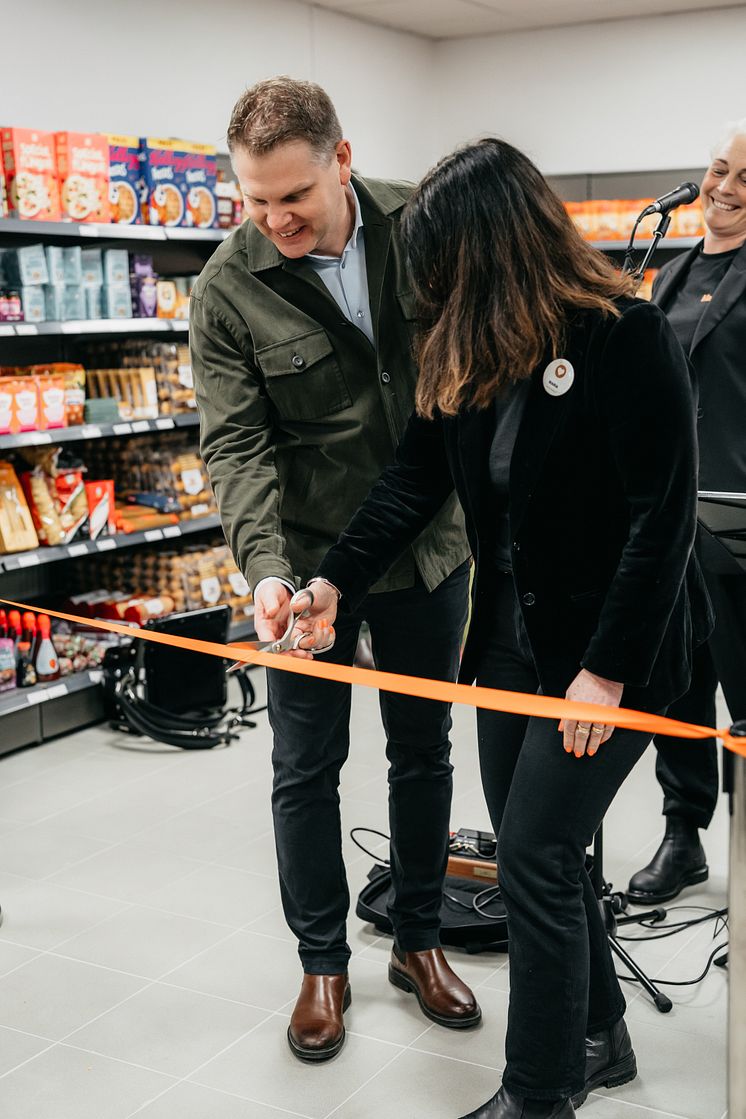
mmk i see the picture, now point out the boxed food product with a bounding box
[81,248,103,286]
[44,285,64,321]
[156,280,177,318]
[0,377,39,432]
[140,137,217,227]
[63,246,83,285]
[103,249,128,285]
[0,162,7,219]
[35,373,66,429]
[0,460,39,553]
[85,285,102,320]
[107,135,143,224]
[60,284,85,321]
[55,132,110,223]
[45,245,65,285]
[104,284,132,319]
[0,127,61,221]
[131,275,157,318]
[4,244,49,286]
[20,286,45,322]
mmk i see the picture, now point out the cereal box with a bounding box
[140,138,217,227]
[55,132,110,223]
[107,135,142,224]
[0,128,61,221]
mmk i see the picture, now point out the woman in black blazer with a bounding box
[296,139,711,1119]
[628,121,746,906]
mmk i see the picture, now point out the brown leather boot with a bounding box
[389,945,482,1028]
[287,973,351,1062]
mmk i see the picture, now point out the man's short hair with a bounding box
[227,77,343,162]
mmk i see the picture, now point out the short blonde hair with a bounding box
[227,77,342,162]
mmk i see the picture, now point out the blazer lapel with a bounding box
[691,241,746,354]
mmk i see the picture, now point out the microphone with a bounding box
[640,182,699,218]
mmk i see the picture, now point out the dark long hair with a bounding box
[401,138,636,417]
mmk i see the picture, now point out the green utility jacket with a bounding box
[189,174,469,594]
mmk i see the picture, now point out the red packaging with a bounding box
[0,127,61,221]
[34,374,66,430]
[55,132,110,223]
[85,479,116,538]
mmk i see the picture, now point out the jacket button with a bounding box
[522,592,536,606]
[697,407,704,419]
[513,541,521,552]
[381,371,391,384]
[292,354,305,369]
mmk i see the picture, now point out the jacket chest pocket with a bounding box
[255,329,352,422]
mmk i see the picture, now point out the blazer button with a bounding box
[512,541,521,552]
[697,407,704,419]
[522,592,536,606]
[381,371,391,384]
[292,354,305,369]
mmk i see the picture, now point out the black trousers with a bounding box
[655,570,746,828]
[266,563,470,974]
[476,575,652,1100]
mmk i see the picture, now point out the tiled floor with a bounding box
[0,673,730,1119]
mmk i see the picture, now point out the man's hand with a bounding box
[253,579,313,660]
[559,668,624,758]
[288,580,339,655]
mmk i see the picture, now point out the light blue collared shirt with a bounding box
[305,184,375,348]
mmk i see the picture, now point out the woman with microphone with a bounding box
[294,138,712,1118]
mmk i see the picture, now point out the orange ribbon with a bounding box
[2,597,744,758]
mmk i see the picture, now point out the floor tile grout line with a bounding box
[323,1042,409,1119]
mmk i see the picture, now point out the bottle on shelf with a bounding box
[15,613,38,688]
[34,614,60,683]
[7,609,22,651]
[0,609,7,640]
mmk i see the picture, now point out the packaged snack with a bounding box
[103,249,129,285]
[0,639,15,692]
[55,132,110,223]
[61,285,85,321]
[0,460,39,553]
[20,287,45,323]
[130,254,154,277]
[63,246,83,285]
[140,138,217,227]
[104,284,132,319]
[20,447,88,545]
[44,285,64,321]
[81,248,104,286]
[85,285,102,320]
[131,275,157,318]
[156,280,177,318]
[4,244,49,286]
[0,291,23,322]
[107,135,142,224]
[59,364,86,424]
[85,479,115,538]
[45,245,66,286]
[0,378,39,432]
[0,162,7,219]
[35,373,66,429]
[0,127,61,221]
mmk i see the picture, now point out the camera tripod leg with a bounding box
[608,935,673,1013]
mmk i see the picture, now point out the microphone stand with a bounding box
[622,211,672,287]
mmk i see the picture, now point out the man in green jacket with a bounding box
[190,77,478,1061]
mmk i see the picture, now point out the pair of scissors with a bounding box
[229,588,335,670]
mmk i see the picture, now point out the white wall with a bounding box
[434,7,746,175]
[0,0,435,181]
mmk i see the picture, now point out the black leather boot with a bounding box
[458,1087,574,1118]
[627,815,708,904]
[571,1018,637,1108]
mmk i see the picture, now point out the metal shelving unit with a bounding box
[0,411,198,451]
[590,237,699,251]
[0,319,188,338]
[0,217,230,242]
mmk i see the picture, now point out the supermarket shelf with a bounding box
[0,318,188,338]
[591,237,700,251]
[0,217,231,242]
[0,667,103,718]
[0,611,255,720]
[0,513,222,573]
[0,412,199,451]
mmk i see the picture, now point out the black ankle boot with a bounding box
[458,1086,574,1118]
[627,815,708,904]
[571,1018,637,1108]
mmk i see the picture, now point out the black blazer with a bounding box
[318,299,713,713]
[652,239,746,493]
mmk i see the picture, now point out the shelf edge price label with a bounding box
[96,538,116,551]
[45,684,68,700]
[81,425,102,438]
[88,670,103,685]
[162,526,181,538]
[144,529,163,542]
[113,423,132,435]
[67,543,89,557]
[16,553,40,567]
[155,418,175,430]
[132,421,151,432]
[15,324,38,336]
[0,325,15,337]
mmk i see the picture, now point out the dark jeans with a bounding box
[266,562,470,974]
[476,574,652,1100]
[655,570,746,828]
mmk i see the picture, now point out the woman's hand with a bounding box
[287,580,340,655]
[559,669,624,758]
[254,579,315,659]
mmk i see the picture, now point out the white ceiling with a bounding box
[305,0,745,39]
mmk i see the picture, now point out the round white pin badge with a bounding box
[543,358,575,397]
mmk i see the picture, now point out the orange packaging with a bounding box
[55,132,110,223]
[0,378,39,433]
[0,127,61,221]
[671,201,705,239]
[34,374,67,430]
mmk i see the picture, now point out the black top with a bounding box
[666,245,740,354]
[488,378,530,570]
